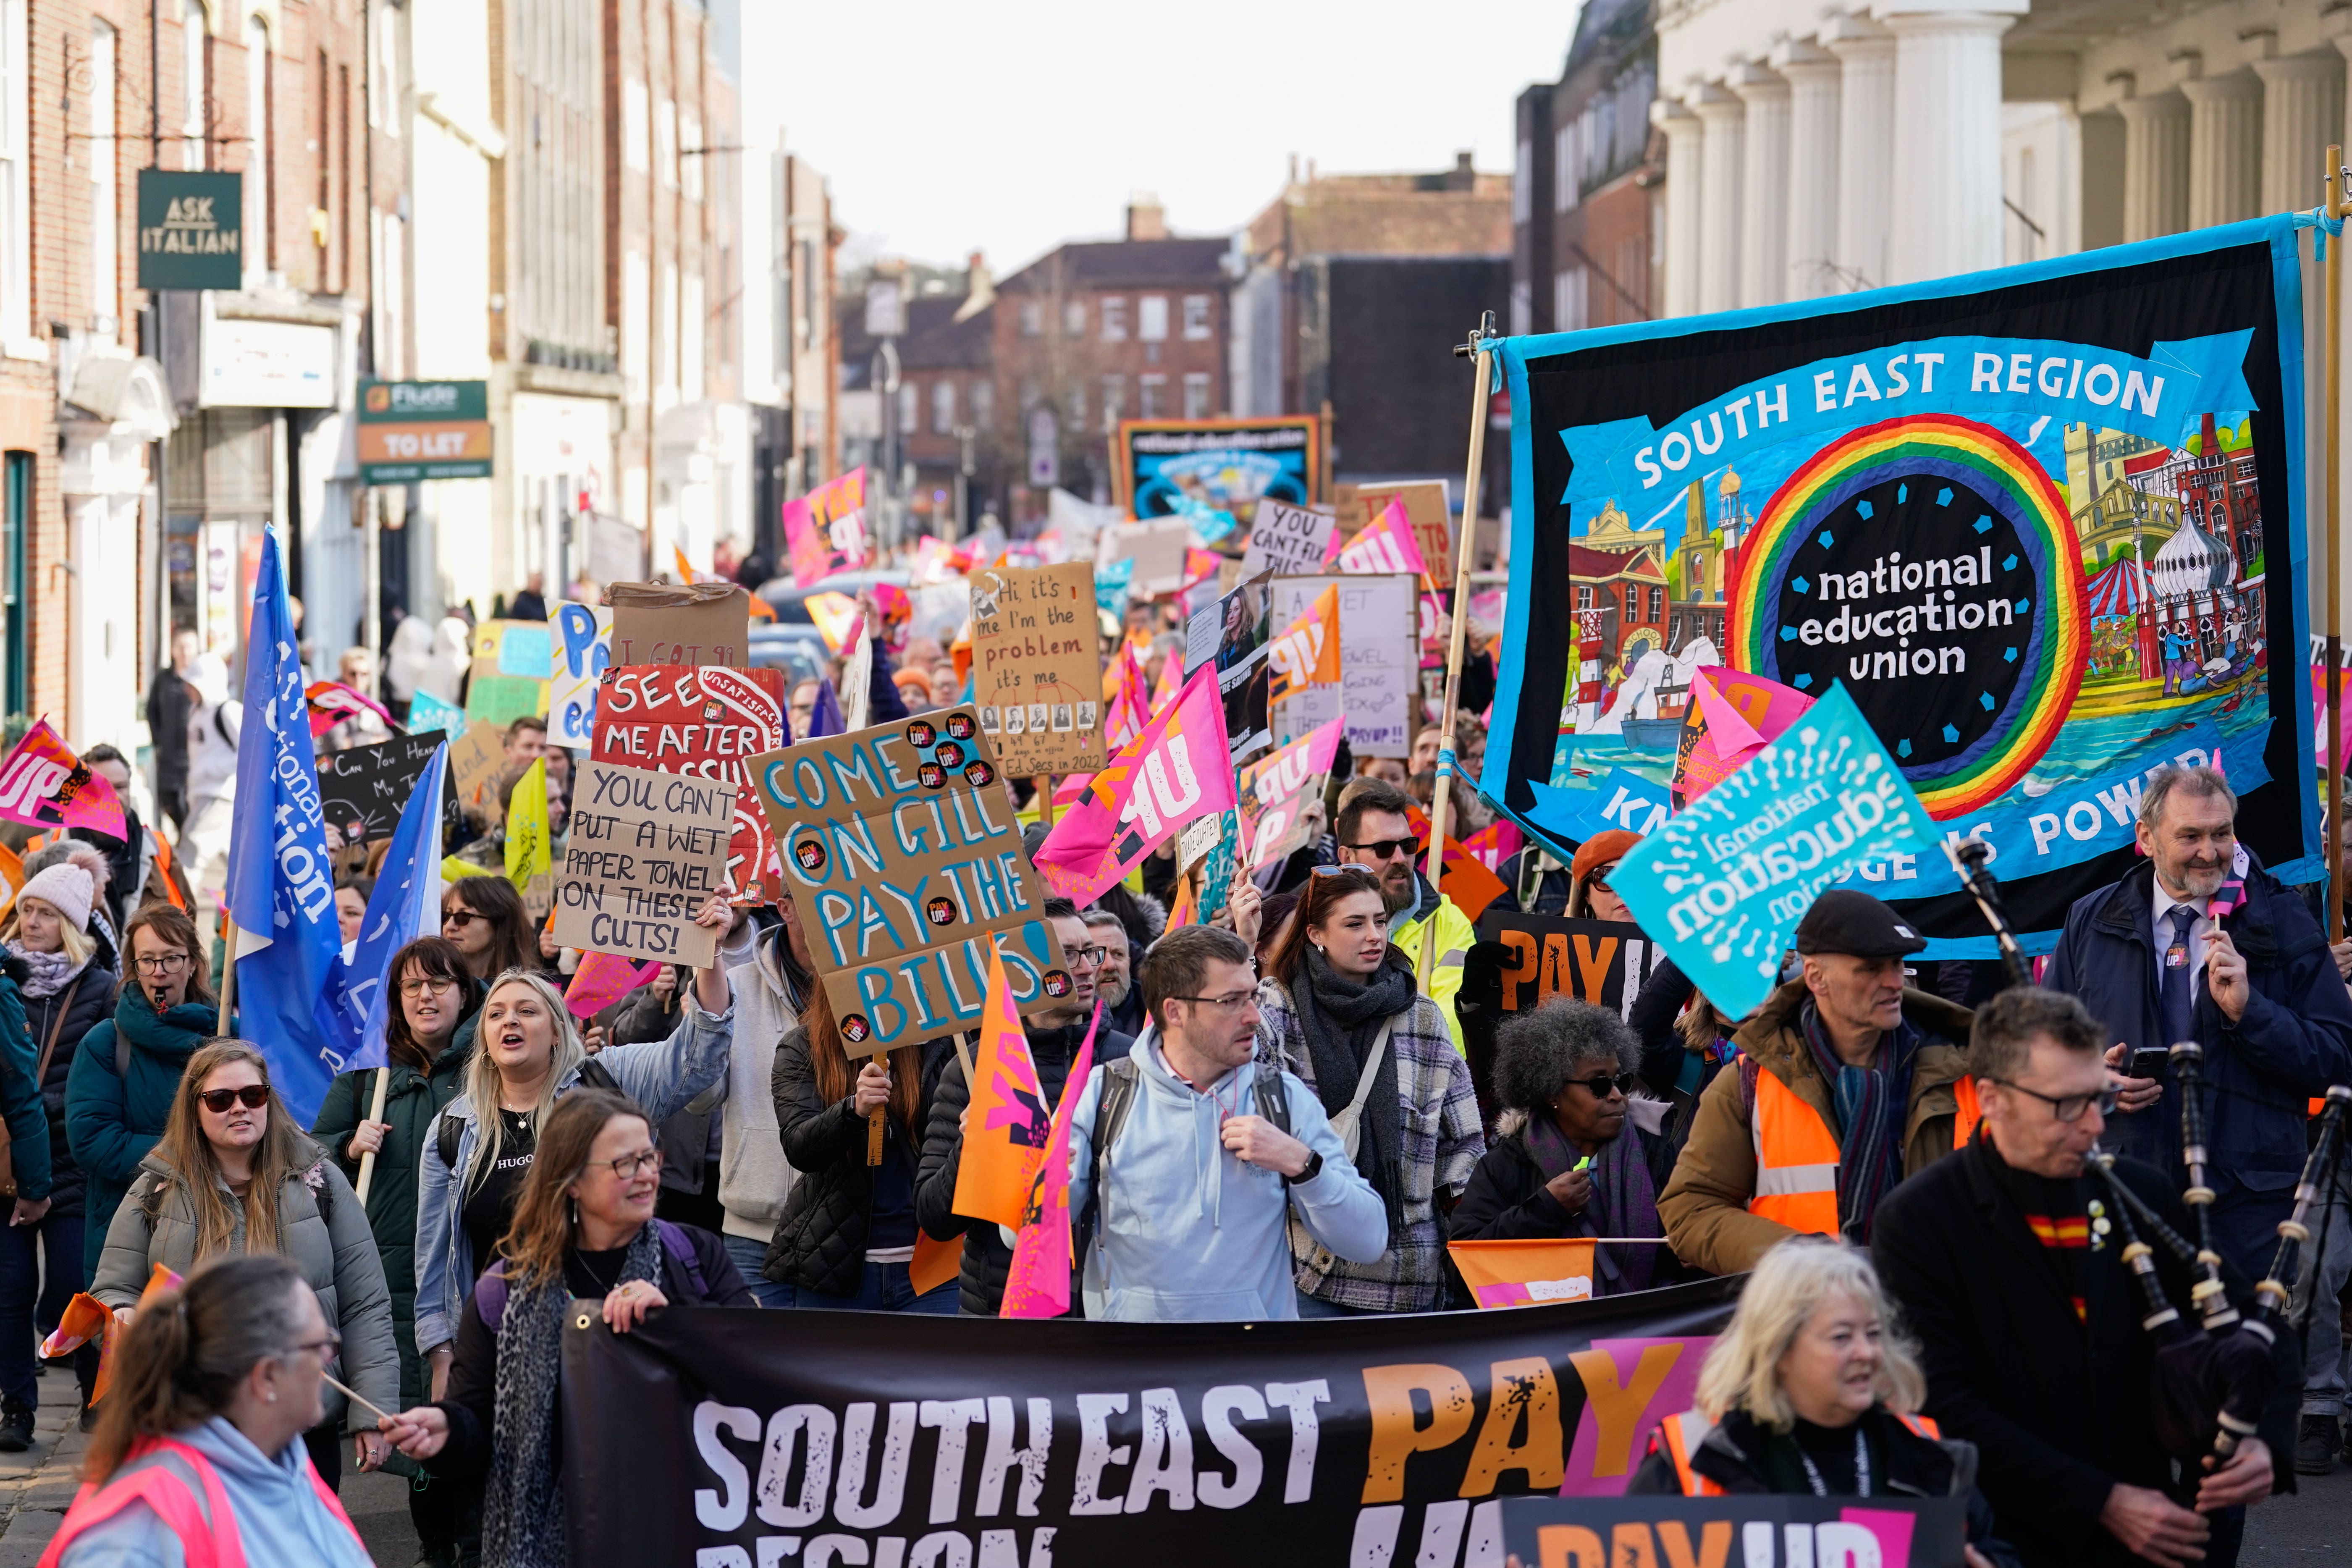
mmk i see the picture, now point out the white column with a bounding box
[2255,51,2342,215]
[1884,7,2016,285]
[1691,84,1745,314]
[1780,42,1842,300]
[1824,13,1896,291]
[2117,90,2192,241]
[1652,98,1705,319]
[1728,62,1791,308]
[2181,72,2263,230]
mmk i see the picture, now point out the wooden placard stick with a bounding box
[1036,776,1056,825]
[865,1044,886,1166]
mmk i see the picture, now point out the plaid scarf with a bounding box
[1797,1002,1920,1245]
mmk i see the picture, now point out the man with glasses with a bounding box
[1082,908,1146,1037]
[1329,779,1476,1050]
[1066,926,1384,1321]
[917,898,1138,1316]
[1658,889,1974,1277]
[1875,986,2298,1568]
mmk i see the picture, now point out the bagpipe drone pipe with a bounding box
[1943,839,2350,1487]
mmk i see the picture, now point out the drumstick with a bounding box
[321,1369,394,1426]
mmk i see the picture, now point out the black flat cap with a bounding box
[1795,889,1928,958]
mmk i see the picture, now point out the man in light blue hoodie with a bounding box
[1070,926,1386,1322]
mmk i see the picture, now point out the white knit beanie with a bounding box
[16,864,94,933]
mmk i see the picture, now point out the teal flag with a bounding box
[1613,682,1935,1020]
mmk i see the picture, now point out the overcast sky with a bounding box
[741,2,1581,274]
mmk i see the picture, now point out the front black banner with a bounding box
[1498,1495,1967,1568]
[561,1279,1740,1567]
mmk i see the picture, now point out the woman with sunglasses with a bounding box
[309,936,482,1568]
[91,1040,398,1491]
[1257,865,1484,1315]
[1450,999,1687,1297]
[378,1090,754,1568]
[47,1254,371,1568]
[1567,829,1640,923]
[66,906,232,1295]
[441,876,544,982]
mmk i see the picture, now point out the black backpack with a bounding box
[435,1056,619,1172]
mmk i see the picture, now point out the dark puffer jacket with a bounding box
[765,1024,950,1298]
[916,1019,1134,1316]
[15,960,115,1219]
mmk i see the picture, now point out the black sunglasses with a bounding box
[1562,1072,1638,1099]
[197,1085,271,1113]
[1343,836,1419,860]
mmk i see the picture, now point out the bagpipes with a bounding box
[1942,838,2352,1484]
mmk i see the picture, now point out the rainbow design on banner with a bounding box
[1728,414,2086,818]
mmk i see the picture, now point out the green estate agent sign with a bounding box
[136,170,243,289]
[358,380,494,483]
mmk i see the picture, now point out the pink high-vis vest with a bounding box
[38,1436,360,1568]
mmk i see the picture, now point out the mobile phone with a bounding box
[2127,1046,2170,1080]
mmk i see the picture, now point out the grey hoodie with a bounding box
[715,926,803,1243]
[1068,1030,1387,1322]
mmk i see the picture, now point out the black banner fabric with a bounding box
[1471,914,1670,1019]
[1498,1495,1967,1568]
[561,1280,1740,1568]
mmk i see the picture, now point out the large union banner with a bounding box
[1484,215,2324,951]
[561,1280,1738,1567]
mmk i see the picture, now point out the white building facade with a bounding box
[1648,0,2352,315]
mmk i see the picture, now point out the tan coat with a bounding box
[1657,980,1972,1277]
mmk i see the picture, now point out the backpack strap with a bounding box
[1078,1057,1139,1261]
[115,1029,129,1083]
[1251,1061,1292,1137]
[653,1218,711,1301]
[436,1109,464,1174]
[474,1264,511,1330]
[579,1057,619,1092]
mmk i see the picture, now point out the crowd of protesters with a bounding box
[0,552,2342,1568]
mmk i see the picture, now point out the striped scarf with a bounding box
[1797,1002,1919,1245]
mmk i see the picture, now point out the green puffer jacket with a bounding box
[310,1015,476,1408]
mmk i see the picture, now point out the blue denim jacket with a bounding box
[411,993,732,1354]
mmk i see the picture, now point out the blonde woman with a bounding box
[91,1040,397,1491]
[412,894,732,1400]
[1629,1239,2018,1566]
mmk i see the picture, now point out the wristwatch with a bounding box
[1285,1151,1323,1186]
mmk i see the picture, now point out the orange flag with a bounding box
[949,947,1048,1229]
[1001,1003,1101,1319]
[1447,1238,1597,1309]
[1437,837,1510,925]
[1266,584,1341,705]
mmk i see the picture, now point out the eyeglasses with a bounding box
[593,1148,663,1180]
[285,1328,343,1361]
[1990,1078,2121,1123]
[1170,990,1259,1014]
[1067,944,1109,966]
[442,909,482,930]
[1342,836,1419,861]
[1585,864,1620,893]
[399,975,460,998]
[133,952,190,973]
[196,1085,271,1113]
[1563,1072,1639,1099]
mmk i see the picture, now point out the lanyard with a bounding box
[1796,1427,1870,1498]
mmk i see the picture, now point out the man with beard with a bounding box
[2045,764,2352,1283]
[917,899,1136,1315]
[1083,907,1146,1037]
[1330,779,1476,1049]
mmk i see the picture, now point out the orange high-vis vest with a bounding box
[1656,1408,1943,1497]
[1953,1076,1984,1150]
[1749,1068,1842,1235]
[38,1435,361,1568]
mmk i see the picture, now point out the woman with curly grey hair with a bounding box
[1447,998,1683,1295]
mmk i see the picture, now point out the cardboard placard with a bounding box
[1269,573,1418,756]
[549,601,614,748]
[969,563,1106,776]
[552,760,734,965]
[1240,499,1337,580]
[1335,479,1453,575]
[317,732,459,866]
[750,706,1073,1049]
[465,619,553,726]
[590,664,786,902]
[1096,519,1191,599]
[448,721,510,824]
[1183,572,1273,764]
[606,581,752,669]
[1236,716,1342,871]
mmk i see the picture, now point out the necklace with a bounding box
[1795,1426,1870,1498]
[572,1246,628,1296]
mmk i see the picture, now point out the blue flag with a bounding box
[1612,682,1935,1022]
[330,740,449,1074]
[807,678,846,739]
[225,532,349,1126]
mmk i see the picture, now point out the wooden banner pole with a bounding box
[215,922,236,1037]
[354,1067,391,1203]
[1418,313,1498,994]
[2330,145,2345,944]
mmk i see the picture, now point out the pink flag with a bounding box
[1670,666,1814,809]
[1000,1003,1101,1320]
[1330,498,1428,576]
[564,952,663,1019]
[1104,644,1151,751]
[1031,664,1235,905]
[0,720,125,840]
[304,681,397,739]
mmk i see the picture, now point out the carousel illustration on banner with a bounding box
[1483,214,2320,950]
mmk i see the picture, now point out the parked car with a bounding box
[747,625,830,689]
